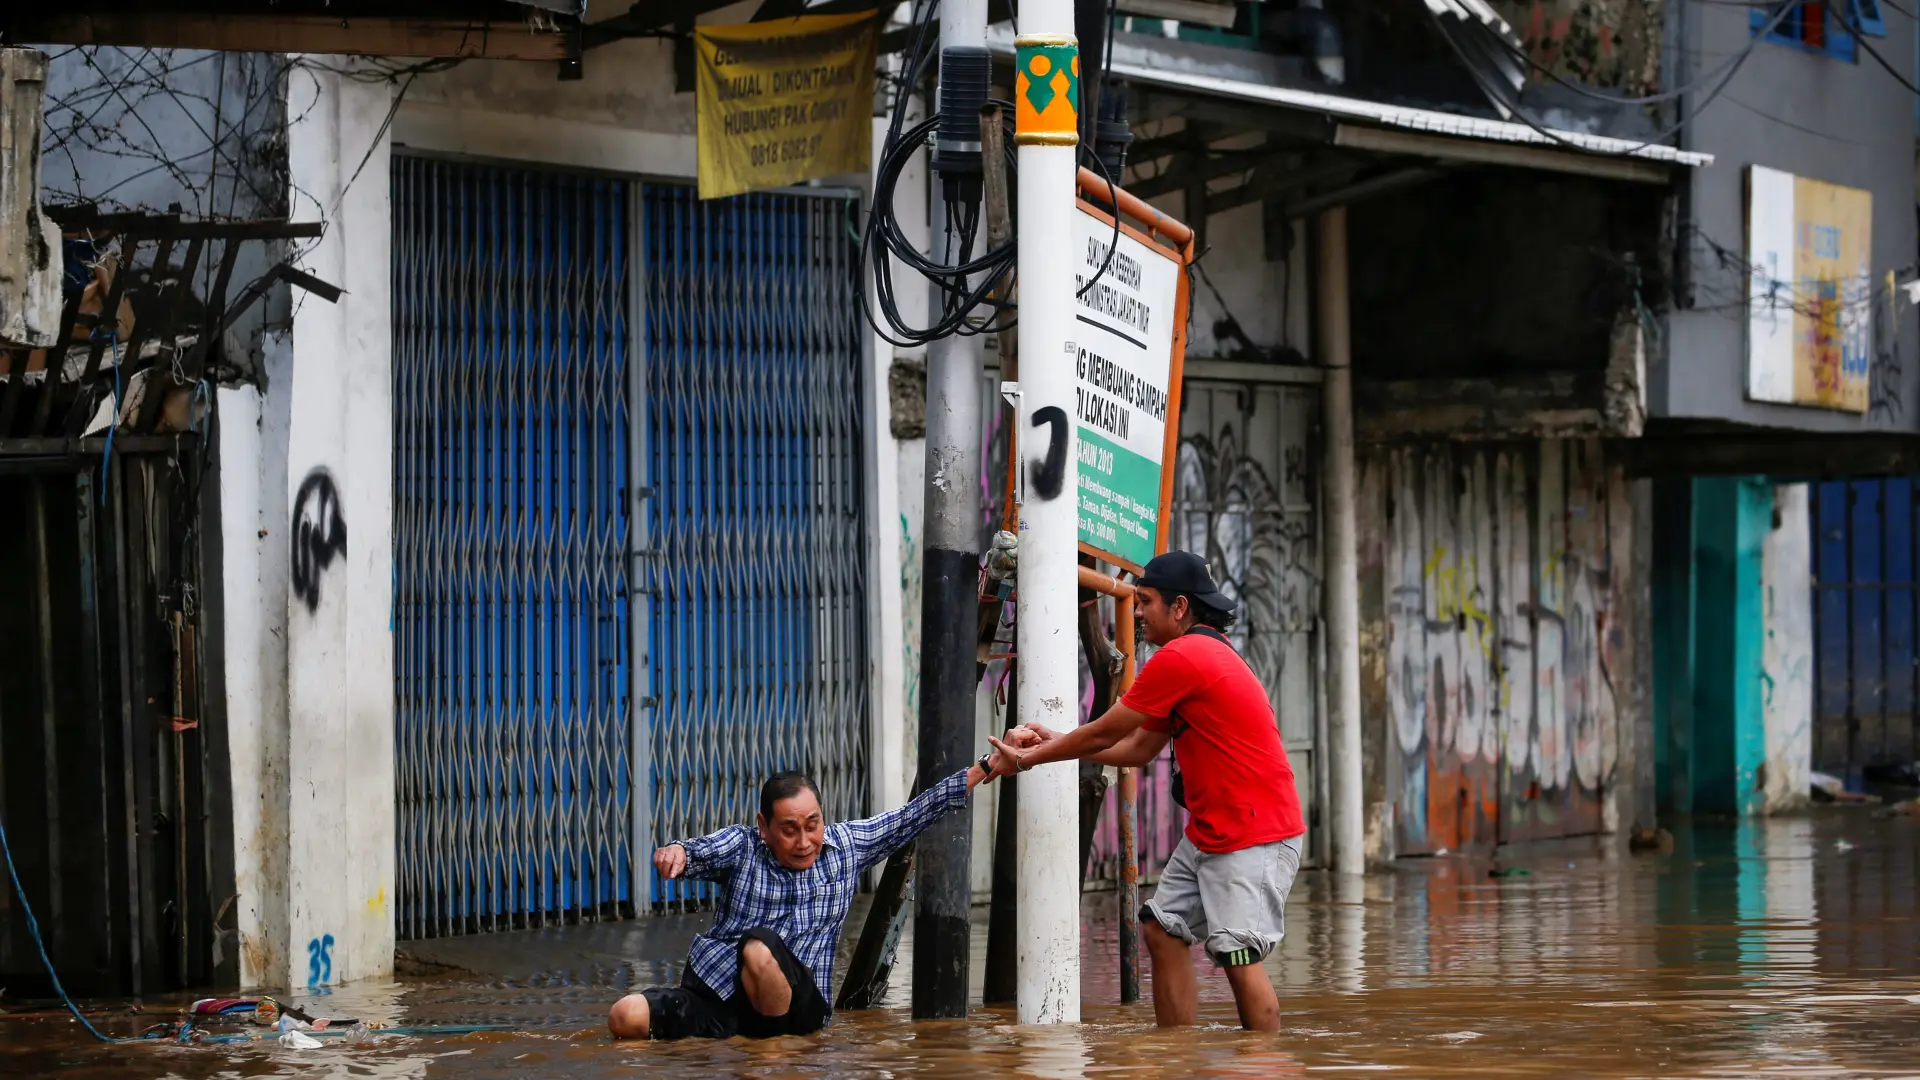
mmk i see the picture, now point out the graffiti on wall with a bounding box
[291,468,347,614]
[899,511,920,726]
[1384,439,1618,853]
[1169,404,1318,695]
[306,933,335,987]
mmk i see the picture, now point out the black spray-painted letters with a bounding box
[291,468,347,614]
[1029,406,1069,501]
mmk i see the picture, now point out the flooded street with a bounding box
[7,813,1919,1079]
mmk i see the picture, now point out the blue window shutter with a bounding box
[1852,0,1887,37]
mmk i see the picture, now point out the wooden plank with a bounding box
[11,15,574,60]
[1495,448,1541,842]
[1127,143,1274,202]
[1205,156,1360,218]
[1535,439,1568,836]
[1386,447,1430,854]
[1563,439,1605,836]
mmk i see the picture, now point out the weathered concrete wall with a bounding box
[1659,3,1920,432]
[1361,438,1640,853]
[1761,483,1813,814]
[280,63,395,987]
[217,330,293,989]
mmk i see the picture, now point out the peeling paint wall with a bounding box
[1689,477,1770,817]
[218,332,293,989]
[1761,484,1813,814]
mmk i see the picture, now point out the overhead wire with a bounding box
[1431,0,1794,158]
[1450,0,1784,107]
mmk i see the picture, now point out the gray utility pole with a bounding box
[912,0,989,1021]
[1318,207,1365,877]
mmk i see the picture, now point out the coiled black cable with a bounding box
[859,0,1125,348]
[863,110,1020,346]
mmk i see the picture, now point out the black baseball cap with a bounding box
[1135,551,1237,613]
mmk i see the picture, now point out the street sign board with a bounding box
[1070,176,1193,572]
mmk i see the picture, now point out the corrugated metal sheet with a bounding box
[393,157,635,937]
[638,185,871,910]
[1811,479,1920,772]
[982,27,1712,169]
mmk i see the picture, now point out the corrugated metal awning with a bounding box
[1109,60,1713,171]
[987,28,1713,177]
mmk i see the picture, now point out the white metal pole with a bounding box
[1013,19,1082,1026]
[1318,206,1366,877]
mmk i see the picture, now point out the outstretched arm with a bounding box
[654,824,753,883]
[841,766,988,871]
[988,701,1154,773]
[1087,724,1170,767]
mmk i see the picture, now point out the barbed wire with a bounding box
[39,47,458,225]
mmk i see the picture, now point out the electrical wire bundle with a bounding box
[861,0,1129,348]
[862,0,1019,347]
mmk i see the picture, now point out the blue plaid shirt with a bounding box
[673,769,971,1010]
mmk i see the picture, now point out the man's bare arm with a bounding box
[1087,725,1170,767]
[988,701,1154,772]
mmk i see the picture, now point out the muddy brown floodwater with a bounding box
[6,814,1920,1079]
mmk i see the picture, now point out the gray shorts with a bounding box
[1143,834,1303,966]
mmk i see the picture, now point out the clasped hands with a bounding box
[984,722,1059,778]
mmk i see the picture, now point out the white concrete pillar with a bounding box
[280,61,396,987]
[218,333,293,989]
[868,93,929,818]
[1761,483,1812,815]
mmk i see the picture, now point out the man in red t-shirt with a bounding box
[987,550,1305,1031]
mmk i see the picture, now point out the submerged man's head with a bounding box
[758,771,825,870]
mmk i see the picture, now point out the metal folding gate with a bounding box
[393,158,870,934]
[393,158,635,936]
[637,186,870,910]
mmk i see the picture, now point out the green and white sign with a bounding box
[1071,206,1181,570]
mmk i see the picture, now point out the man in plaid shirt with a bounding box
[609,761,994,1040]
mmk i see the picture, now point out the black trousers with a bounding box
[640,928,830,1040]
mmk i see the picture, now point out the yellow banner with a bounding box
[695,13,877,200]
